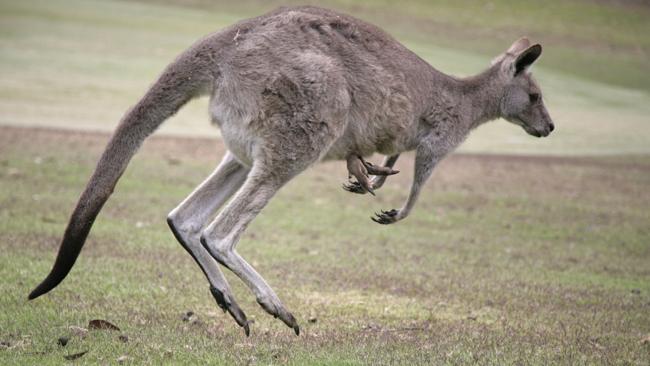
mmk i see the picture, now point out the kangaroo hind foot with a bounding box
[210,285,251,336]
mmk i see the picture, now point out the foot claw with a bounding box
[282,313,300,336]
[209,286,229,312]
[257,297,300,335]
[276,309,300,334]
[210,286,250,332]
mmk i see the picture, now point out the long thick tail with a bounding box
[28,50,213,300]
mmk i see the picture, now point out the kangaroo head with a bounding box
[493,38,554,138]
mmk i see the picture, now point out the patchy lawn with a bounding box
[1,126,648,365]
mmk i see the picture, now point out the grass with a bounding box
[0,0,649,154]
[1,126,649,365]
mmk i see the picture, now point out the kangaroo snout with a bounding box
[522,121,553,138]
[540,122,554,137]
[537,124,553,138]
[543,121,555,137]
[525,124,553,138]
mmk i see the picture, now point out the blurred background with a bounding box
[1,0,649,154]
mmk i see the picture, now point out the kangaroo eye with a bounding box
[529,93,540,103]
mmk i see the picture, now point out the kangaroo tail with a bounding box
[28,50,213,300]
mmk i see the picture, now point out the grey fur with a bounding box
[29,6,553,336]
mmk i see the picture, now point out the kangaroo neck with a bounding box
[422,64,503,134]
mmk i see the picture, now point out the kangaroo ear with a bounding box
[494,40,543,77]
[491,37,531,66]
[513,44,542,75]
[507,37,532,55]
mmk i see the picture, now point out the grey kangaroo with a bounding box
[29,6,554,336]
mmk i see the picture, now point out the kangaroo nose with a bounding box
[549,123,555,132]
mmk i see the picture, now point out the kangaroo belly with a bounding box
[323,112,416,161]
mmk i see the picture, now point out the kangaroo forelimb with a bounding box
[344,154,400,195]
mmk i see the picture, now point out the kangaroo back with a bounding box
[28,49,214,300]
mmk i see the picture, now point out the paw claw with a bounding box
[364,162,400,176]
[342,181,367,194]
[342,180,375,195]
[372,209,400,225]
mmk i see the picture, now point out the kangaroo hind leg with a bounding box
[200,164,300,334]
[166,152,252,334]
[200,116,342,335]
[201,61,348,334]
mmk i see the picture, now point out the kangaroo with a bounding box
[28,6,554,336]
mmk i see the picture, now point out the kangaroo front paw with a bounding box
[344,156,399,195]
[346,155,376,195]
[210,286,251,336]
[363,161,399,176]
[342,181,368,194]
[371,209,400,225]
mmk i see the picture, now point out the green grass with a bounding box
[1,127,649,365]
[0,0,649,154]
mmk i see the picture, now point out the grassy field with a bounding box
[1,127,649,364]
[0,0,649,154]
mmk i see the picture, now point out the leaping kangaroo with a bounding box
[28,6,554,336]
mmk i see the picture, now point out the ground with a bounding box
[1,126,649,365]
